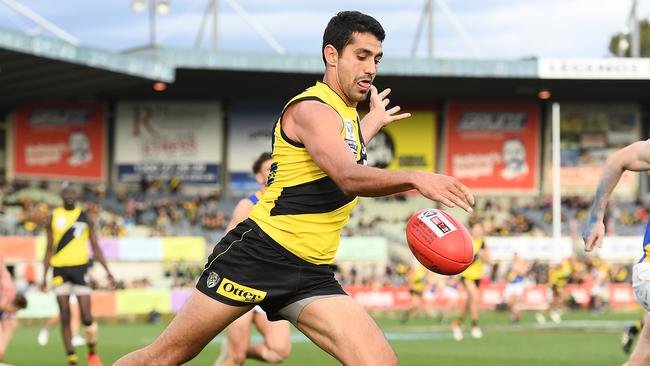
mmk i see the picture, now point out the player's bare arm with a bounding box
[41,214,53,291]
[360,85,411,143]
[479,246,492,265]
[284,100,474,212]
[584,139,650,251]
[87,215,114,286]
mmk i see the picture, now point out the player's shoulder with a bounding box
[286,97,337,121]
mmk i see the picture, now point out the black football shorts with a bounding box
[196,219,347,323]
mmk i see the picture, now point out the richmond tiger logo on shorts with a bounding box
[206,271,220,289]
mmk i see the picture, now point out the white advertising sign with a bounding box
[115,102,223,184]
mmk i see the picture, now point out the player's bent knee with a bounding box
[274,343,292,362]
[264,345,291,363]
[232,349,247,365]
[81,316,93,327]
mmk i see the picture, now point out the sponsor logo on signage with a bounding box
[458,112,527,131]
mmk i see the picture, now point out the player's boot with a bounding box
[621,330,634,354]
[470,326,483,339]
[535,312,546,324]
[87,353,103,366]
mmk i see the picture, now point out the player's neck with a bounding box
[321,75,356,108]
[63,204,76,210]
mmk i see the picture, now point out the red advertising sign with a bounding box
[344,286,412,310]
[609,284,637,308]
[13,103,105,181]
[445,103,540,192]
[344,283,640,310]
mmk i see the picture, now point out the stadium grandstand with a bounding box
[0,1,649,365]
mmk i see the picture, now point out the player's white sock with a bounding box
[452,323,463,341]
[37,328,49,346]
[72,334,86,347]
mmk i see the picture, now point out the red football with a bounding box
[406,208,474,275]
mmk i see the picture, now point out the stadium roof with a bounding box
[2,26,650,109]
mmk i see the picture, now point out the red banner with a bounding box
[445,103,540,192]
[345,286,412,310]
[344,283,638,310]
[13,102,105,181]
[608,284,637,307]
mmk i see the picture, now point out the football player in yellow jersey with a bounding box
[400,264,428,324]
[452,222,491,340]
[41,183,114,366]
[215,153,291,366]
[536,259,571,324]
[116,11,473,366]
[583,139,650,366]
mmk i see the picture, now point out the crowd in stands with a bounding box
[0,180,232,243]
[349,194,649,239]
[1,179,649,242]
[0,180,646,296]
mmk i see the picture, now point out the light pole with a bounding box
[131,0,170,48]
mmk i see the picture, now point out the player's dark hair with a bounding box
[252,152,272,174]
[322,11,385,65]
[13,293,27,310]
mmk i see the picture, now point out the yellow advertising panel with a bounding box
[36,235,47,260]
[365,111,436,172]
[162,237,205,261]
[116,289,171,315]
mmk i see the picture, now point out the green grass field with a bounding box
[4,310,641,365]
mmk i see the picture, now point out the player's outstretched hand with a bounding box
[367,85,411,128]
[582,216,605,252]
[415,172,474,213]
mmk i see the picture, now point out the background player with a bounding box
[0,255,27,363]
[504,252,528,323]
[536,259,571,324]
[452,222,491,340]
[400,264,427,324]
[215,152,291,366]
[37,294,85,346]
[583,139,650,366]
[42,183,114,366]
[589,257,609,314]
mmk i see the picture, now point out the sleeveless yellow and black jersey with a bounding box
[249,81,367,265]
[460,238,486,280]
[408,266,427,293]
[50,207,91,267]
[549,261,572,288]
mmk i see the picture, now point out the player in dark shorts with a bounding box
[116,11,473,365]
[42,183,114,366]
[215,152,291,366]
